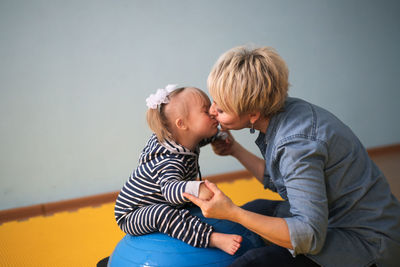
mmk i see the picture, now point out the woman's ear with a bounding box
[249,111,261,124]
[175,118,187,130]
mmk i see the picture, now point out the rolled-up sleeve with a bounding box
[275,138,329,255]
[184,181,203,197]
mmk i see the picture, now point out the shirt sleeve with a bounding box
[275,138,329,256]
[184,181,203,197]
[156,160,194,205]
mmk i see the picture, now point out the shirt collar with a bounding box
[161,138,198,156]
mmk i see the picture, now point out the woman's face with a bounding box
[209,101,249,130]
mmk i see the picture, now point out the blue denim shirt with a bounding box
[256,97,400,267]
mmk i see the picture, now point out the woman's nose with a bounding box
[209,103,217,117]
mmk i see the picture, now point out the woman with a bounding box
[184,46,400,267]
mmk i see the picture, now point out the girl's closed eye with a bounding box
[202,105,211,114]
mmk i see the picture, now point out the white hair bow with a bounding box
[146,84,179,109]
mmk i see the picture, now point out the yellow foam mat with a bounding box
[217,177,283,206]
[0,178,281,266]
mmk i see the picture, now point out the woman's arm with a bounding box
[183,180,293,249]
[231,205,292,248]
[230,141,266,183]
[212,131,265,183]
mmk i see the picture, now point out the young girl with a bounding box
[114,85,242,255]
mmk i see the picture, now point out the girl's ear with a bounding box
[249,111,261,124]
[175,118,187,130]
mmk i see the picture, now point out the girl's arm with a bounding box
[157,163,198,204]
[158,162,212,204]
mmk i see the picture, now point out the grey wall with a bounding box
[1,0,399,210]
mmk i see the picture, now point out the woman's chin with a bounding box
[219,124,234,131]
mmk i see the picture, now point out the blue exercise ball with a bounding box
[108,206,265,267]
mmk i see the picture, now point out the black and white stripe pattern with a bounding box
[115,134,214,248]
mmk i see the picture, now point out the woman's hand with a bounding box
[186,180,293,249]
[183,180,237,221]
[211,130,237,156]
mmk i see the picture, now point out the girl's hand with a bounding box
[211,130,236,156]
[198,182,214,200]
[183,180,236,221]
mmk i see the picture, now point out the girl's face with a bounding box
[186,97,219,139]
[209,101,249,130]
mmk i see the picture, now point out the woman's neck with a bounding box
[255,117,270,134]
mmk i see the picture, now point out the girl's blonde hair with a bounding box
[207,45,289,117]
[146,87,210,142]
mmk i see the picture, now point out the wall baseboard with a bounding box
[0,192,119,224]
[1,144,399,224]
[0,171,251,224]
[367,143,400,157]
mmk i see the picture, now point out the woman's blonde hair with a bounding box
[146,87,210,142]
[207,45,289,117]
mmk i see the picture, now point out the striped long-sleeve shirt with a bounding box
[114,134,214,247]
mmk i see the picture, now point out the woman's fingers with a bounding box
[225,130,233,141]
[204,180,221,195]
[185,181,234,220]
[183,192,205,207]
